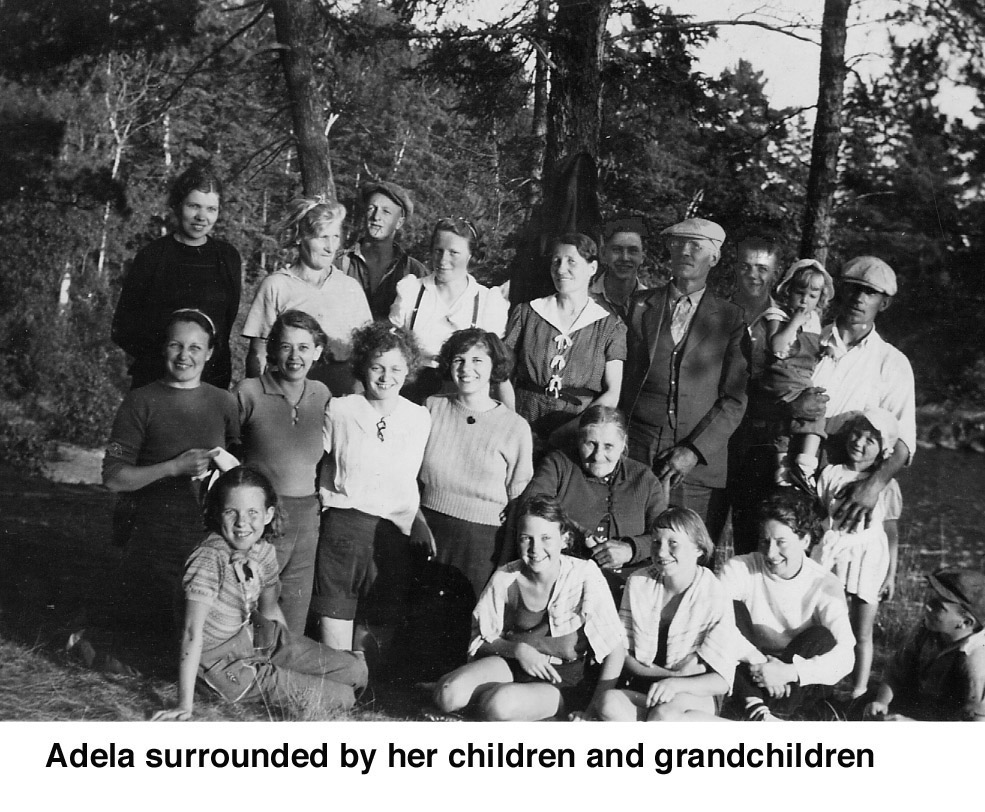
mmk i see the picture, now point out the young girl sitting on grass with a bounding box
[152,467,367,720]
[812,408,902,698]
[432,495,625,721]
[596,508,737,721]
[760,259,834,486]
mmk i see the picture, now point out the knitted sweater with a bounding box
[718,552,855,686]
[419,395,533,526]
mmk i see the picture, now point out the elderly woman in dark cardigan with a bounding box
[518,406,667,590]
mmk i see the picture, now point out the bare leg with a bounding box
[478,681,565,721]
[850,595,878,698]
[647,692,721,721]
[433,657,514,713]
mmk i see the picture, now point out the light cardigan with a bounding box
[420,395,533,526]
[620,565,738,690]
[718,552,855,687]
[469,556,625,664]
[319,394,430,535]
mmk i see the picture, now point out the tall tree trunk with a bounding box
[800,0,851,264]
[542,0,609,185]
[270,0,335,199]
[528,0,550,206]
[510,0,609,306]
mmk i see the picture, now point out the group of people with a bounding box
[102,162,984,722]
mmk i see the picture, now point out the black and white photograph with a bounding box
[0,0,982,800]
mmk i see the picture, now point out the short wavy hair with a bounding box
[168,162,224,214]
[552,232,599,264]
[349,321,423,386]
[514,494,577,549]
[266,309,328,366]
[437,328,513,384]
[204,466,285,540]
[277,196,347,249]
[753,488,823,548]
[776,259,835,317]
[651,506,714,565]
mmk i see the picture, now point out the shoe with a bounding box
[746,703,782,722]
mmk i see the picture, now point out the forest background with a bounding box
[1,0,983,466]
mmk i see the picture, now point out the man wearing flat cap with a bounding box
[339,180,426,319]
[795,256,915,532]
[620,217,749,540]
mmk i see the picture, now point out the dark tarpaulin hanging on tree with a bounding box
[509,152,603,306]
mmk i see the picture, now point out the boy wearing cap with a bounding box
[591,218,648,319]
[812,408,903,698]
[794,256,915,534]
[864,568,985,721]
[339,181,427,319]
[621,217,749,539]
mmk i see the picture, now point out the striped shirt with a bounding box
[620,565,738,690]
[469,555,625,663]
[183,533,279,651]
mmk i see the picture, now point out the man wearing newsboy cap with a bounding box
[620,217,749,540]
[793,256,915,534]
[339,180,427,319]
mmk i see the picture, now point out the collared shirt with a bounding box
[469,555,625,663]
[719,552,855,687]
[184,533,280,652]
[320,394,431,535]
[621,565,738,689]
[589,272,647,319]
[389,273,509,361]
[812,324,916,459]
[242,266,371,362]
[338,241,427,320]
[667,283,707,341]
[235,372,331,498]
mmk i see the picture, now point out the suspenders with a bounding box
[408,283,480,331]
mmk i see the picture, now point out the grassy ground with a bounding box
[0,448,981,721]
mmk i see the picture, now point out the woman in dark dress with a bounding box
[112,162,241,390]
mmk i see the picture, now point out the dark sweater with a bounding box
[522,448,667,564]
[112,235,242,389]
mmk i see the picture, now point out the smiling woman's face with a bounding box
[551,244,596,296]
[578,422,625,479]
[758,519,809,580]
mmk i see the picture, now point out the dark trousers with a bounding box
[725,417,782,556]
[627,422,729,543]
[730,625,837,717]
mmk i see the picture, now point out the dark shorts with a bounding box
[312,507,416,626]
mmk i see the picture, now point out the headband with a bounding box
[170,308,216,335]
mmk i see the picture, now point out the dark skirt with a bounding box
[395,509,504,680]
[116,480,205,642]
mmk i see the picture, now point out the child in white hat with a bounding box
[812,407,903,698]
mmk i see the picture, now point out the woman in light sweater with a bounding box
[417,328,534,670]
[719,488,855,721]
